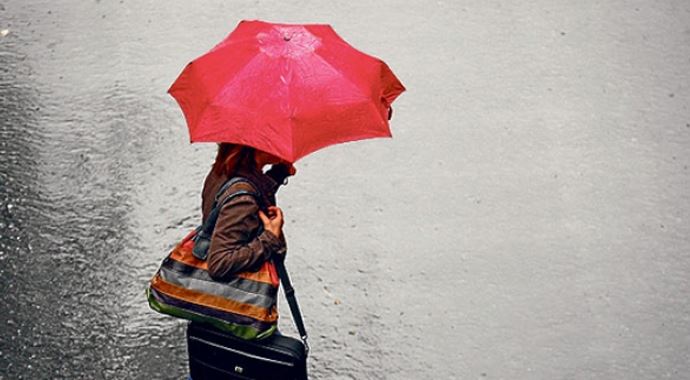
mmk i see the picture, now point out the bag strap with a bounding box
[198,178,258,237]
[274,259,309,355]
[192,177,260,260]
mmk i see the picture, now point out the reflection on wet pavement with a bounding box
[2,1,690,379]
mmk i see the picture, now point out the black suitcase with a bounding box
[187,260,309,380]
[188,322,307,379]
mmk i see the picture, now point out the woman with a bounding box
[186,143,297,379]
[200,143,296,278]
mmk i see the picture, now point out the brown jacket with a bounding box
[201,165,287,281]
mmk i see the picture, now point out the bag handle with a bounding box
[192,177,258,260]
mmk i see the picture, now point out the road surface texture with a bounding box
[1,1,688,379]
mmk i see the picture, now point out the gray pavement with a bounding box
[0,1,688,379]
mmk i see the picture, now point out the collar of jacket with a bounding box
[234,165,279,208]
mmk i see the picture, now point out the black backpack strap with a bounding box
[275,259,309,355]
[214,176,258,205]
[192,177,259,260]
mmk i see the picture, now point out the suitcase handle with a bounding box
[275,259,309,355]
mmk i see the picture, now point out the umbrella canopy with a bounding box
[168,19,405,163]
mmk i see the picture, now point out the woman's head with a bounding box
[212,143,285,176]
[254,149,283,168]
[212,143,252,176]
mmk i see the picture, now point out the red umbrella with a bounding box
[168,19,405,163]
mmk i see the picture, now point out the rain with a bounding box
[1,1,689,379]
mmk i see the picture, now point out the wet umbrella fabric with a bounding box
[168,19,405,163]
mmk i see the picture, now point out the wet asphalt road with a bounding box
[1,1,689,379]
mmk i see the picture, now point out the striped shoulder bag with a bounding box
[146,177,281,340]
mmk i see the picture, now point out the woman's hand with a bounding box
[258,206,284,238]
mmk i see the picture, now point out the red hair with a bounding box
[211,143,255,176]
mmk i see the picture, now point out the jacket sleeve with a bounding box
[206,194,286,281]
